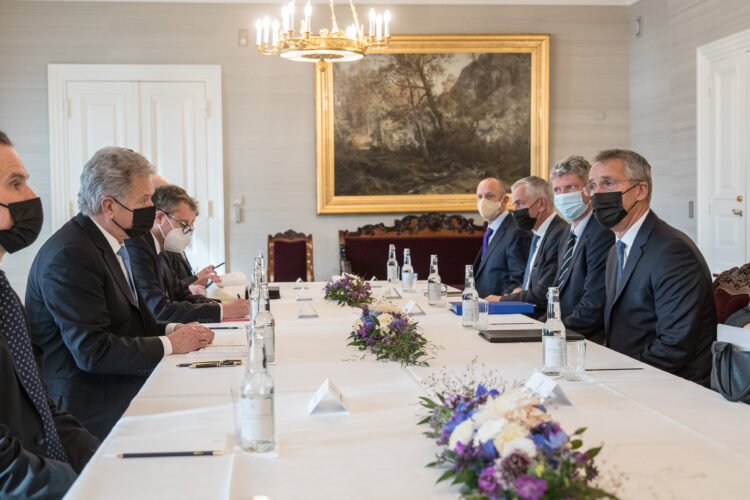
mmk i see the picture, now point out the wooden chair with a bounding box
[267,230,314,282]
[714,263,750,323]
[338,213,485,288]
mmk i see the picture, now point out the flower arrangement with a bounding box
[419,384,617,500]
[349,303,432,366]
[324,274,373,307]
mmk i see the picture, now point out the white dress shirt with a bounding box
[615,209,650,266]
[525,213,556,289]
[570,211,592,254]
[89,217,174,355]
[487,210,509,246]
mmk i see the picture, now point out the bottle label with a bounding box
[240,397,274,441]
[543,337,565,368]
[387,266,399,282]
[428,282,441,302]
[402,271,413,290]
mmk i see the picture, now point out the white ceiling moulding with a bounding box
[19,0,638,6]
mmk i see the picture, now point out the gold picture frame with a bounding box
[315,34,550,214]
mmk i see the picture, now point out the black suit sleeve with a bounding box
[503,230,531,294]
[128,239,220,324]
[41,246,164,375]
[725,307,750,328]
[0,424,77,500]
[502,233,558,307]
[641,240,713,373]
[561,234,612,335]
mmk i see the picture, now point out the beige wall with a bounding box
[0,1,630,295]
[629,0,750,240]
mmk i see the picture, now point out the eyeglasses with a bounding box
[163,212,194,235]
[585,179,639,196]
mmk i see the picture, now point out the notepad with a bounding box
[187,345,249,357]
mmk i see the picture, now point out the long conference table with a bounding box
[64,281,750,499]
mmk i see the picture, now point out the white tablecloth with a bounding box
[65,282,750,499]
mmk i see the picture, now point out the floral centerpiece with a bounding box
[349,303,432,366]
[419,383,618,500]
[324,274,373,307]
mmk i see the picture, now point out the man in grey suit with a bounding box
[472,178,531,298]
[0,131,99,498]
[591,149,716,386]
[25,147,214,439]
[549,156,614,342]
[497,176,568,318]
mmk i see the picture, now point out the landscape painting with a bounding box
[315,35,549,214]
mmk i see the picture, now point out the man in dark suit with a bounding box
[549,156,614,342]
[591,149,716,386]
[25,147,215,439]
[497,176,568,318]
[472,178,531,298]
[125,185,248,323]
[0,131,99,498]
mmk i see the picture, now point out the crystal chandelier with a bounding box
[256,0,391,63]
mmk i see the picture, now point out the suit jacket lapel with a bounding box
[74,214,139,308]
[477,215,510,275]
[613,211,657,304]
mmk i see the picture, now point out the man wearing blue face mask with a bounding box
[124,185,249,323]
[590,149,716,386]
[549,156,614,343]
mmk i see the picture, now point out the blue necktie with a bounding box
[556,232,577,289]
[522,234,540,291]
[615,240,627,290]
[482,227,494,256]
[117,246,138,303]
[0,271,68,463]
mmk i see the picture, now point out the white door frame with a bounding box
[697,30,750,269]
[47,64,225,263]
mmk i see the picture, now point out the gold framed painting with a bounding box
[315,34,550,214]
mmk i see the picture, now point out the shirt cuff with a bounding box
[165,323,177,335]
[159,335,173,357]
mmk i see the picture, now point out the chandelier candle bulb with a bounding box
[376,13,382,41]
[304,1,312,34]
[272,19,280,48]
[255,19,262,46]
[281,7,289,33]
[384,10,391,38]
[288,2,295,34]
[263,16,271,45]
[369,8,375,37]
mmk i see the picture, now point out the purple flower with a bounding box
[497,449,532,488]
[478,466,502,498]
[530,421,568,459]
[515,476,547,500]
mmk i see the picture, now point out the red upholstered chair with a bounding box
[338,213,485,288]
[713,263,750,324]
[267,231,314,282]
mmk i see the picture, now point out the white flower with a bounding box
[448,419,475,450]
[492,422,529,454]
[353,318,363,331]
[473,418,507,446]
[501,437,536,459]
[377,313,394,332]
[374,303,401,315]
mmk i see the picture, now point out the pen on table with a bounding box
[176,359,243,368]
[585,367,644,372]
[118,450,224,458]
[211,326,241,330]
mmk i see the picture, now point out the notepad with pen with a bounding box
[449,301,534,315]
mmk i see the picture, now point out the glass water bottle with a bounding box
[401,248,414,291]
[386,244,398,283]
[542,287,566,376]
[461,276,479,327]
[427,254,442,305]
[253,283,275,364]
[239,325,275,453]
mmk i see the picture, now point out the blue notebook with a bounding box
[449,301,534,316]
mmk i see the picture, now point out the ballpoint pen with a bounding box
[176,359,243,368]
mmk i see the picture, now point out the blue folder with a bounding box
[449,301,534,316]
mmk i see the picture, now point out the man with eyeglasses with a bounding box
[125,185,249,323]
[548,156,614,343]
[589,149,716,386]
[25,147,215,439]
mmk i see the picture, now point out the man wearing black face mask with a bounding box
[25,146,215,439]
[0,131,100,498]
[590,149,716,386]
[492,176,568,319]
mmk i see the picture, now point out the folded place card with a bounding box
[383,286,402,299]
[524,371,573,406]
[308,378,349,415]
[295,287,312,302]
[403,300,425,316]
[369,276,382,288]
[293,277,305,289]
[297,304,319,319]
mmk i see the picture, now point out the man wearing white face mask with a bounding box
[125,185,249,323]
[472,178,532,298]
[549,156,614,342]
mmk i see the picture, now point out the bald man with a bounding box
[472,178,532,298]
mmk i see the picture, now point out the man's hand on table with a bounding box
[222,299,249,319]
[168,322,215,354]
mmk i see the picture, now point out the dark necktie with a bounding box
[0,270,68,463]
[522,234,541,291]
[556,232,577,289]
[482,227,495,256]
[615,240,627,290]
[117,245,138,303]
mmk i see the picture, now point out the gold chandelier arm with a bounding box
[328,0,340,33]
[348,0,360,36]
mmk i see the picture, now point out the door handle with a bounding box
[732,209,744,216]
